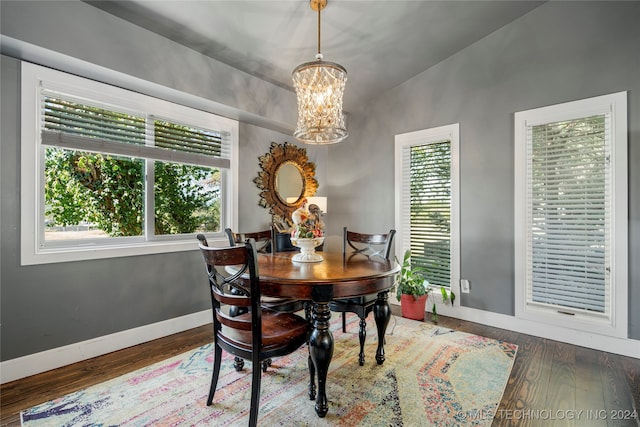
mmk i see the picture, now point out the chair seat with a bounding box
[218,309,310,351]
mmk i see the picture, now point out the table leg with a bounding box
[309,301,333,417]
[373,291,391,365]
[305,302,316,400]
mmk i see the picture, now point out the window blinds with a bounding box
[41,93,231,169]
[526,114,610,315]
[403,141,452,287]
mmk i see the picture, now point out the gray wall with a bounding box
[1,0,638,364]
[0,0,295,133]
[329,1,640,338]
[0,0,318,361]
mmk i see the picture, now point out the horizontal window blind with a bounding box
[41,93,230,168]
[154,120,226,159]
[404,140,451,287]
[526,114,610,315]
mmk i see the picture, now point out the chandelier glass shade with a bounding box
[293,59,347,144]
[292,0,348,145]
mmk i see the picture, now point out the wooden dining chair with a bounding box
[225,228,305,313]
[328,227,396,366]
[224,227,274,254]
[202,228,305,372]
[197,236,311,427]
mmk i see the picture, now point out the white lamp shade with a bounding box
[306,196,327,214]
[287,196,328,214]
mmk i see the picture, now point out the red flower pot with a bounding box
[400,294,428,321]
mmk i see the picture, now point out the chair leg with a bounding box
[358,317,367,366]
[261,359,272,372]
[207,343,223,406]
[230,289,246,372]
[342,312,347,333]
[234,356,245,371]
[249,360,262,427]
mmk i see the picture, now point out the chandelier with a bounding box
[292,0,348,145]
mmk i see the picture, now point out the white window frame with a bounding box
[514,92,628,338]
[394,123,460,305]
[21,62,239,265]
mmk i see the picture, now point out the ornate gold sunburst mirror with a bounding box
[254,142,318,221]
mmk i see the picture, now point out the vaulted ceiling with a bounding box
[87,1,544,112]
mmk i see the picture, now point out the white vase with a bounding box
[290,237,324,262]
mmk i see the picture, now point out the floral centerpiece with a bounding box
[291,199,324,239]
[290,199,324,262]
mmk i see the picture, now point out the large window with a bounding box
[395,124,460,296]
[21,63,238,265]
[514,92,627,338]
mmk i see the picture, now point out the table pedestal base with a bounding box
[309,302,333,417]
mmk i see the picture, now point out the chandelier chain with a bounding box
[317,6,321,56]
[292,0,348,144]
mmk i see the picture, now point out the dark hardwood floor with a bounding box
[2,308,638,426]
[434,316,639,427]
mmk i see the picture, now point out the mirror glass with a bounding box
[276,162,304,204]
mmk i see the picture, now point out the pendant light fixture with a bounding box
[292,0,348,144]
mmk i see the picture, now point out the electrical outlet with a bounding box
[460,279,470,293]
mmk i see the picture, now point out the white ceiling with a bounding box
[87,0,544,112]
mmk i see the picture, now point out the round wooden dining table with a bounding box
[255,251,399,418]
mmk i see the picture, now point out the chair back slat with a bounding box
[344,227,396,261]
[211,284,251,306]
[215,310,252,331]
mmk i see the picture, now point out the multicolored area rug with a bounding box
[21,315,517,426]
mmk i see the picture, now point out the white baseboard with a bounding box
[2,303,637,385]
[0,309,212,384]
[390,299,639,359]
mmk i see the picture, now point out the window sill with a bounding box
[21,235,227,266]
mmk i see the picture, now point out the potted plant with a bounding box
[395,250,455,322]
[396,250,430,320]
